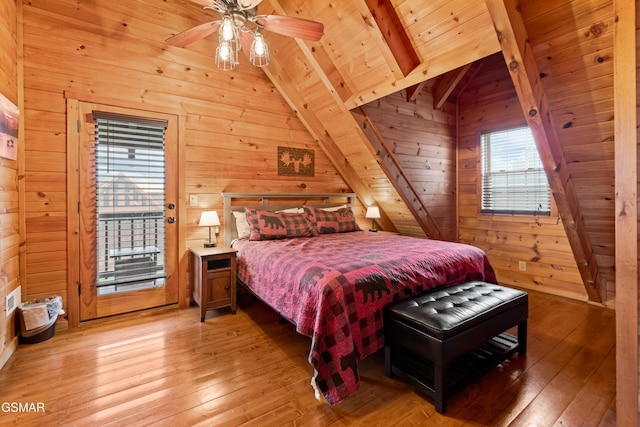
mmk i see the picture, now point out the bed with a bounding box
[222,193,497,405]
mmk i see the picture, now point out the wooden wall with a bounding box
[358,55,588,302]
[520,0,616,304]
[20,0,350,323]
[0,0,19,367]
[10,0,614,326]
[457,54,587,302]
[362,88,457,241]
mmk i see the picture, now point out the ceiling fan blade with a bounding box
[166,21,221,48]
[189,0,212,6]
[255,15,324,41]
[238,0,263,10]
[239,31,254,60]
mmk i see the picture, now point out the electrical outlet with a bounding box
[189,194,198,206]
[518,261,526,272]
[6,286,21,316]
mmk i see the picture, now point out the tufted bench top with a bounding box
[386,281,528,340]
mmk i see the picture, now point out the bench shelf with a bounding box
[387,332,521,405]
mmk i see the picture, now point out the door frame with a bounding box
[66,96,188,327]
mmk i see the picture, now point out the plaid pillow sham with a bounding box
[304,205,360,234]
[245,207,316,241]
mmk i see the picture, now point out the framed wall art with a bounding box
[0,93,19,161]
[277,146,314,177]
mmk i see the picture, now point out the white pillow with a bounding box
[319,204,347,212]
[233,211,251,239]
[275,207,304,214]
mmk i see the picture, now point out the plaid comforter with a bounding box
[232,231,496,405]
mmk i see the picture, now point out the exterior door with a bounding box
[75,102,178,320]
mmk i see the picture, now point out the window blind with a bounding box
[480,126,550,216]
[93,112,167,290]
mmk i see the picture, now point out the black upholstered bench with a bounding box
[384,281,528,414]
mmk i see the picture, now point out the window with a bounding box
[93,111,168,294]
[480,126,550,216]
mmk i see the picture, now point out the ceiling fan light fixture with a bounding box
[215,40,237,70]
[250,29,269,67]
[219,14,238,43]
[167,0,324,71]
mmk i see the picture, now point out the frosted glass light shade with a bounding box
[250,30,269,67]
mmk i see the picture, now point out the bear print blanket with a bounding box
[232,231,496,405]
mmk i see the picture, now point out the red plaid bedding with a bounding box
[232,231,496,404]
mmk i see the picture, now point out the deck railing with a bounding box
[96,211,166,288]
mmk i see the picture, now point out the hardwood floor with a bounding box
[0,289,616,426]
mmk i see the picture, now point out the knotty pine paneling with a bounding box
[362,89,457,241]
[0,0,19,368]
[457,53,588,302]
[519,0,615,301]
[21,0,351,323]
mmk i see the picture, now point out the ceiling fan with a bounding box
[166,0,324,70]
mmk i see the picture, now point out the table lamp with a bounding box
[365,206,380,232]
[199,211,220,247]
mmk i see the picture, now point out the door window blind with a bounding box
[93,112,168,291]
[480,126,550,216]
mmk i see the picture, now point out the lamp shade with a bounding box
[199,211,220,227]
[365,206,381,219]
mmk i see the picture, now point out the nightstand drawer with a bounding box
[207,258,230,270]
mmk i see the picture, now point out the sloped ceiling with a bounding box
[180,0,615,304]
[260,0,502,239]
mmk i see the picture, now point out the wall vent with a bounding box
[6,286,21,316]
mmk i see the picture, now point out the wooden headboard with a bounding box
[221,193,356,246]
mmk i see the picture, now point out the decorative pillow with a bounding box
[233,211,251,239]
[275,207,304,214]
[304,205,360,234]
[319,204,347,212]
[245,207,316,241]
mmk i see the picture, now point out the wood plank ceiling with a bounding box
[262,0,501,239]
[174,0,615,304]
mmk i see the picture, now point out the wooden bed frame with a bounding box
[221,193,356,246]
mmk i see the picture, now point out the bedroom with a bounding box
[0,0,635,425]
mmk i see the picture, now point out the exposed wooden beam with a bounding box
[454,58,487,98]
[405,81,426,102]
[484,0,604,303]
[265,0,354,103]
[352,107,444,240]
[433,63,472,109]
[613,0,638,424]
[364,0,421,76]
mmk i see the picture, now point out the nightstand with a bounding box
[189,245,237,322]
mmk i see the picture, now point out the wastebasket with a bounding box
[17,295,64,344]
